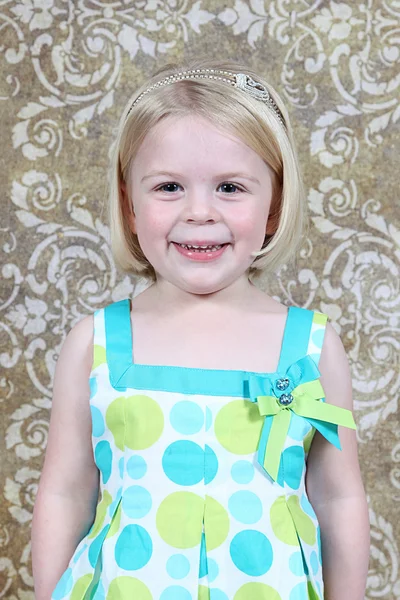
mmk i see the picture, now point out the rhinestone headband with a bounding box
[126,68,286,128]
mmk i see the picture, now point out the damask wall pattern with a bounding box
[1,0,399,598]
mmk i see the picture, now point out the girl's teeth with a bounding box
[178,243,223,252]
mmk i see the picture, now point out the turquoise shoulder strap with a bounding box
[278,306,328,372]
[278,306,313,372]
[104,299,132,387]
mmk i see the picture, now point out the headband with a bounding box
[126,68,286,128]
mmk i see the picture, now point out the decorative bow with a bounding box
[247,355,356,482]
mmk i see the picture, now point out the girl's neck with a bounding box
[132,275,276,318]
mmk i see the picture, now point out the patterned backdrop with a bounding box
[1,0,399,598]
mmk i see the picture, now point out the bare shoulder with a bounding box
[318,321,353,410]
[57,314,94,369]
[39,313,98,495]
[51,314,94,419]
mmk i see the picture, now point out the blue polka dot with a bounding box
[288,414,312,441]
[289,552,304,576]
[72,543,87,564]
[170,401,204,435]
[312,329,325,348]
[231,460,255,484]
[89,377,97,399]
[228,491,262,524]
[208,558,219,583]
[160,586,191,600]
[118,457,124,478]
[94,440,112,484]
[210,589,229,600]
[206,407,212,431]
[108,487,122,516]
[230,530,273,576]
[126,455,147,479]
[199,531,207,578]
[281,445,305,489]
[90,580,105,600]
[52,567,73,599]
[205,445,218,484]
[289,582,308,600]
[88,525,109,568]
[122,485,152,519]
[115,525,152,570]
[301,494,316,518]
[166,554,190,579]
[310,550,319,575]
[91,405,104,437]
[162,441,204,486]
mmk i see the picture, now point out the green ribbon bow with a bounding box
[247,355,356,482]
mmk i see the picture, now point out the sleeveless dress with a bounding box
[51,299,356,600]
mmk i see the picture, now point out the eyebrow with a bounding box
[141,170,260,185]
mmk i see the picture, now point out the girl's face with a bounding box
[125,114,275,296]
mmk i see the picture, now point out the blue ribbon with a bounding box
[247,355,344,482]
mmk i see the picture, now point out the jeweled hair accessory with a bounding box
[126,68,286,128]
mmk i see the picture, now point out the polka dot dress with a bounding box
[52,300,334,600]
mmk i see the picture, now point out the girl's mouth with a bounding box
[172,242,230,261]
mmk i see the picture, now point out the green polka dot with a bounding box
[106,395,164,451]
[70,574,92,600]
[156,492,203,549]
[303,428,315,454]
[126,395,164,450]
[198,585,210,600]
[312,312,327,325]
[105,397,125,451]
[106,577,152,599]
[108,500,122,537]
[88,490,112,539]
[93,345,106,369]
[270,496,298,546]
[214,400,263,454]
[234,583,282,600]
[204,495,230,551]
[287,495,316,545]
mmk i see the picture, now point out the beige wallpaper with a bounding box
[1,1,399,598]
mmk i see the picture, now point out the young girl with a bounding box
[32,58,370,600]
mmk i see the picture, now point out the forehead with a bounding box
[131,114,268,176]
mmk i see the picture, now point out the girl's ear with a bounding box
[120,181,137,234]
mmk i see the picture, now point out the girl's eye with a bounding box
[219,182,243,194]
[156,183,181,193]
[155,182,244,194]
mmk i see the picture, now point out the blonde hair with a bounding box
[109,57,308,283]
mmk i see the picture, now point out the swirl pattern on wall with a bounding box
[1,1,399,598]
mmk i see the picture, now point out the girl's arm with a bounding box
[31,316,99,600]
[306,322,370,600]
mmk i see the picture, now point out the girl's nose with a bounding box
[183,190,219,224]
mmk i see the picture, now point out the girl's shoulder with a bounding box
[57,314,95,384]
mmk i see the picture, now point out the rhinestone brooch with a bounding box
[276,377,290,391]
[278,393,294,406]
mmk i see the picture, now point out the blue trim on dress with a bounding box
[104,299,315,397]
[278,306,313,370]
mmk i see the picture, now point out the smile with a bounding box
[177,243,223,252]
[171,242,230,261]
